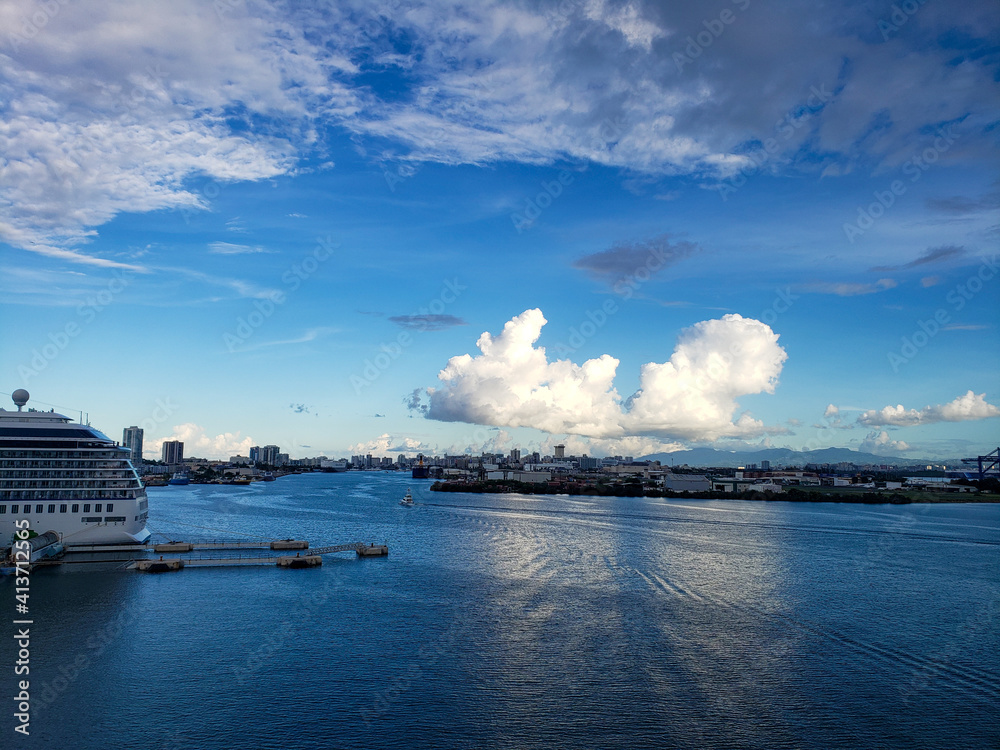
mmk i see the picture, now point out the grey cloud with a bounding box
[389,314,466,331]
[870,245,965,272]
[573,234,700,286]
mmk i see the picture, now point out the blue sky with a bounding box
[1,0,998,460]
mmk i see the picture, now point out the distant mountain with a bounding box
[641,446,936,469]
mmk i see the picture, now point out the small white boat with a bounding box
[400,488,414,506]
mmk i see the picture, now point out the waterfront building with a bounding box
[162,440,184,466]
[261,444,280,465]
[123,425,143,464]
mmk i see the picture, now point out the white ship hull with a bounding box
[0,495,150,546]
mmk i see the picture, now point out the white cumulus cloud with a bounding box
[349,434,428,455]
[860,430,910,454]
[420,308,787,442]
[145,423,255,460]
[857,391,1000,427]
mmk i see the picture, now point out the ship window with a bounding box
[48,504,55,513]
[60,504,67,513]
[105,516,126,523]
[35,504,43,513]
[71,504,79,513]
[0,505,5,514]
[95,503,102,512]
[11,504,19,513]
[82,517,102,523]
[107,503,113,512]
[83,504,91,513]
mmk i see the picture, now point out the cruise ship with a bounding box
[0,390,150,547]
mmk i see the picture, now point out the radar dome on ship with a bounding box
[12,389,29,409]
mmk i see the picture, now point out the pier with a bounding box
[152,539,309,553]
[129,541,388,572]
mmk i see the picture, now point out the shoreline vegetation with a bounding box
[430,479,1000,504]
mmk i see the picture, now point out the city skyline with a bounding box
[2,1,999,461]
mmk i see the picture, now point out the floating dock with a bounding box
[129,541,387,572]
[152,539,309,553]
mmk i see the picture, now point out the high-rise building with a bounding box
[249,446,261,464]
[554,444,565,459]
[261,445,280,465]
[162,440,183,466]
[761,460,771,472]
[123,425,143,465]
[509,448,521,462]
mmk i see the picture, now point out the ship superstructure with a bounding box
[0,390,150,546]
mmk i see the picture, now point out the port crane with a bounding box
[961,447,999,482]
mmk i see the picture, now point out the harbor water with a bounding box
[5,472,999,749]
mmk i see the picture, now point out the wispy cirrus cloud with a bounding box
[159,266,284,300]
[234,327,338,353]
[208,242,275,255]
[807,278,897,296]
